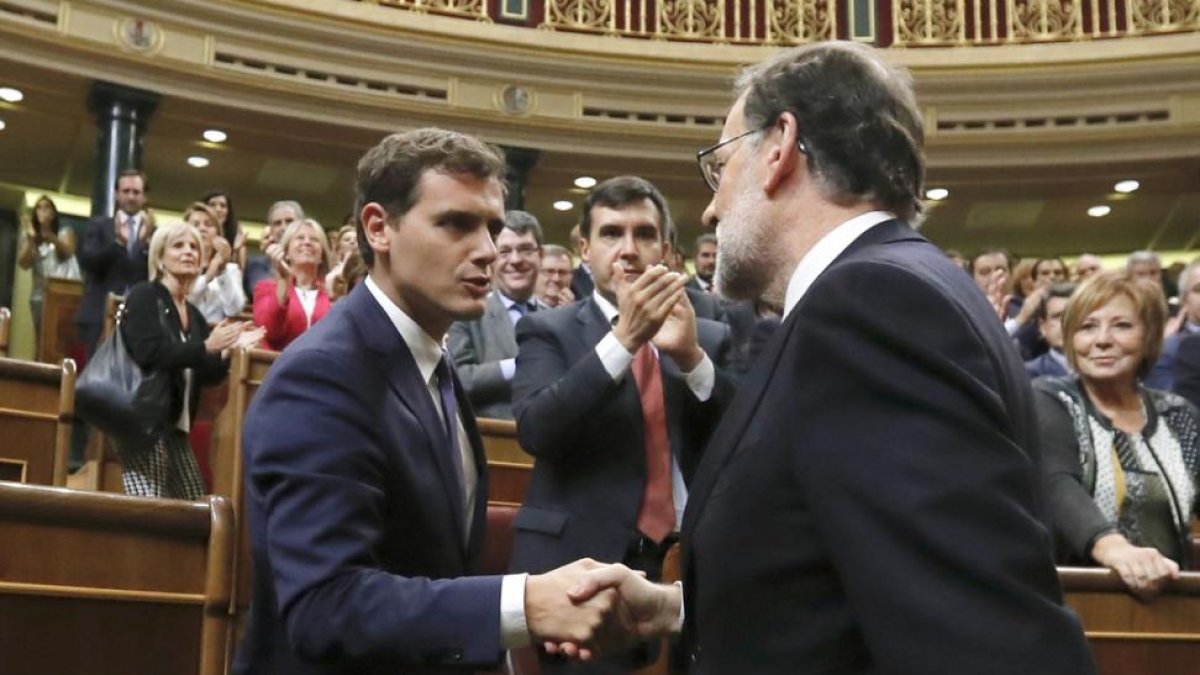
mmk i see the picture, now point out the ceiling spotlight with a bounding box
[573,176,597,189]
[0,120,6,132]
[187,156,210,168]
[925,188,949,201]
[1114,180,1139,194]
[0,87,24,103]
[202,129,227,144]
[1087,205,1111,218]
[553,200,574,211]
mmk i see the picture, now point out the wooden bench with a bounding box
[478,417,532,505]
[0,482,234,675]
[1061,567,1200,675]
[0,357,77,486]
[0,306,11,358]
[38,277,82,364]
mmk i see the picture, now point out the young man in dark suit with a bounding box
[566,42,1096,675]
[234,129,632,674]
[76,169,153,355]
[511,175,734,673]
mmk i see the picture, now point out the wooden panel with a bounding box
[0,596,202,675]
[0,483,234,675]
[0,357,76,487]
[0,307,10,358]
[1061,568,1200,675]
[38,278,81,364]
[478,417,531,465]
[488,461,532,505]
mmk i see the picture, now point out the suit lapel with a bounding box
[484,293,518,357]
[350,285,469,554]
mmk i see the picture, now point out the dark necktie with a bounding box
[126,216,139,257]
[434,355,465,491]
[632,344,674,543]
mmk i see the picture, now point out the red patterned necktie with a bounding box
[631,344,674,543]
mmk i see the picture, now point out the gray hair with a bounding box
[542,243,572,261]
[503,210,544,246]
[1126,250,1161,270]
[735,41,924,223]
[266,200,305,224]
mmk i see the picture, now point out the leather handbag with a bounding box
[75,301,172,446]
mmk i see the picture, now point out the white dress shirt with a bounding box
[364,277,529,648]
[783,211,895,319]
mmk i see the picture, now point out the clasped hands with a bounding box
[525,559,683,661]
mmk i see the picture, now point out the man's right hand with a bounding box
[611,263,688,353]
[525,559,634,660]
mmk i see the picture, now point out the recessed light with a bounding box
[1087,205,1111,218]
[187,156,210,168]
[1114,180,1139,194]
[574,176,597,189]
[553,200,573,211]
[0,120,6,132]
[925,187,949,201]
[203,129,227,144]
[0,87,24,103]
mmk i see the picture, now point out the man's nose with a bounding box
[701,200,718,230]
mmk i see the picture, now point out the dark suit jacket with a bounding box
[509,298,734,573]
[233,283,501,675]
[77,215,150,329]
[121,281,228,426]
[1025,351,1070,380]
[1173,333,1200,410]
[569,265,594,300]
[447,292,525,420]
[685,286,726,324]
[679,220,1094,674]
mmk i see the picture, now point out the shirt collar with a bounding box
[365,276,444,385]
[1185,322,1200,335]
[592,290,619,324]
[783,211,894,319]
[497,291,533,312]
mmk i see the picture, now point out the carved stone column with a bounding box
[87,81,159,217]
[501,145,540,211]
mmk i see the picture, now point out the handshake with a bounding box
[525,559,685,660]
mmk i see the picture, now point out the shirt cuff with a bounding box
[500,573,530,649]
[1003,317,1018,335]
[672,580,685,633]
[596,332,635,381]
[500,358,517,381]
[683,354,715,401]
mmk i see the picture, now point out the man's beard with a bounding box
[714,179,778,305]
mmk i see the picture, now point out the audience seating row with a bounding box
[0,481,234,675]
[3,332,1200,675]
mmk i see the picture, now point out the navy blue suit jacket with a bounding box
[509,297,733,573]
[679,220,1094,674]
[76,215,149,334]
[1026,351,1070,380]
[233,283,501,675]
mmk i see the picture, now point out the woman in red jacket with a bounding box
[253,219,332,351]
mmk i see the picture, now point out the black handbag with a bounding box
[75,301,173,446]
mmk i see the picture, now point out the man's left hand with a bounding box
[652,289,703,371]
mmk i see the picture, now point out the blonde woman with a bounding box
[253,218,332,351]
[120,222,257,499]
[183,202,246,324]
[1036,271,1200,599]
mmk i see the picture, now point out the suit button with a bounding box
[691,646,702,664]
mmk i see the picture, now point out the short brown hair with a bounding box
[1062,270,1166,379]
[354,128,507,267]
[580,176,673,242]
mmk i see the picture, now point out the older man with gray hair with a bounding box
[566,40,1095,675]
[244,199,306,296]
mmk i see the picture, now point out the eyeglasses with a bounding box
[496,244,540,259]
[696,125,809,192]
[696,128,761,192]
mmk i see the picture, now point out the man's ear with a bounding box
[360,202,393,260]
[762,111,803,196]
[579,234,591,267]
